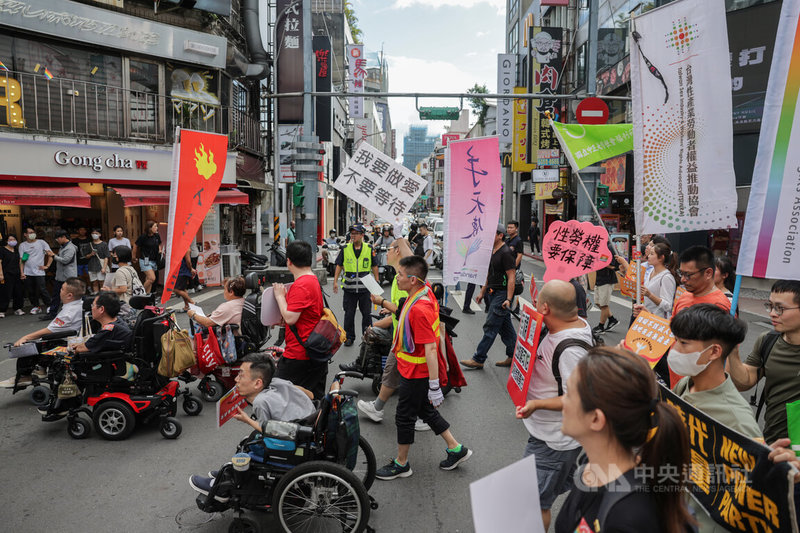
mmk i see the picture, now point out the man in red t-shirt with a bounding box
[375,255,472,480]
[273,241,326,399]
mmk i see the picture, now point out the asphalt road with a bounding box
[0,256,771,532]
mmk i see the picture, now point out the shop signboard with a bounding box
[497,54,516,147]
[528,26,563,159]
[200,206,222,287]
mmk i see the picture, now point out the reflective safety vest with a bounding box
[342,242,373,290]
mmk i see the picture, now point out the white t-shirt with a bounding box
[19,239,51,277]
[524,318,593,451]
[108,237,131,269]
[422,234,434,266]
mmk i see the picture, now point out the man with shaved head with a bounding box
[515,279,593,530]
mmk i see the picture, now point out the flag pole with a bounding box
[730,274,742,316]
[635,234,642,305]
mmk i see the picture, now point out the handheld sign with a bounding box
[542,220,612,282]
[624,310,675,368]
[616,271,643,303]
[507,300,544,407]
[217,386,248,428]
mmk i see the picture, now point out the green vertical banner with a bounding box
[549,120,633,171]
[787,399,800,456]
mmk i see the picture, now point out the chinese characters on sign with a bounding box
[678,64,699,217]
[623,310,674,367]
[528,27,563,161]
[217,386,248,428]
[512,87,535,172]
[333,142,426,224]
[507,301,543,407]
[347,44,365,119]
[276,0,303,123]
[542,220,612,282]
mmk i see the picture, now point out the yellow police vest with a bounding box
[342,242,373,289]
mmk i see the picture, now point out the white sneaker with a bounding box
[357,399,384,423]
[32,366,47,379]
[0,375,32,388]
[197,284,205,290]
[187,288,196,294]
[29,307,41,315]
[14,309,25,316]
[0,312,4,318]
[415,419,431,432]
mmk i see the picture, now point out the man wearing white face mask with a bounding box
[669,304,761,532]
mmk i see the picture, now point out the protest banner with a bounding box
[736,0,800,280]
[549,121,633,171]
[333,142,426,226]
[624,310,674,367]
[631,0,737,234]
[617,271,641,301]
[217,386,247,428]
[162,129,228,304]
[507,300,544,407]
[659,385,797,533]
[443,137,502,286]
[542,220,612,282]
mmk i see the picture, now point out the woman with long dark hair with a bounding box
[713,254,736,301]
[132,220,162,294]
[555,346,693,533]
[636,242,678,319]
[0,234,25,317]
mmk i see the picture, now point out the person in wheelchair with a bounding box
[73,292,133,355]
[187,276,246,329]
[0,277,86,388]
[189,352,315,500]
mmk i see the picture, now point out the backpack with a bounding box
[288,293,346,362]
[552,338,593,396]
[513,268,524,296]
[120,265,146,296]
[749,331,782,420]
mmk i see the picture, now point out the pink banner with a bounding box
[542,220,612,282]
[443,137,502,286]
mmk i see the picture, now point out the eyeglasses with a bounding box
[677,269,704,280]
[763,302,800,316]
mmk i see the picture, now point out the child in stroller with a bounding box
[190,362,378,533]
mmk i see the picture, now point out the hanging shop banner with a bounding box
[737,0,800,281]
[443,136,502,287]
[276,0,303,123]
[542,220,612,282]
[507,300,544,408]
[535,182,559,200]
[313,35,332,143]
[347,44,366,119]
[550,121,633,171]
[624,311,674,367]
[528,26,563,160]
[658,385,797,533]
[512,87,536,172]
[333,142,426,225]
[631,0,738,234]
[600,154,626,193]
[497,54,516,147]
[162,129,228,304]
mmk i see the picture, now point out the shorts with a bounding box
[174,275,191,291]
[594,284,612,307]
[139,257,156,272]
[523,435,581,509]
[88,271,105,282]
[77,264,89,276]
[381,350,401,389]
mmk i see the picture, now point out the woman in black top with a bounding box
[555,346,694,533]
[132,220,162,294]
[0,234,25,317]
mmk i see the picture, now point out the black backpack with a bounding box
[552,338,593,396]
[749,331,782,420]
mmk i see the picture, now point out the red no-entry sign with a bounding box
[576,97,609,125]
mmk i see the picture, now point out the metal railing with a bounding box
[0,70,264,155]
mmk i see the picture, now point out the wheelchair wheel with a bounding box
[30,385,52,407]
[273,461,370,533]
[67,415,91,440]
[182,396,203,416]
[228,517,259,533]
[354,436,377,491]
[370,375,381,396]
[93,400,136,441]
[200,379,225,402]
[160,417,182,439]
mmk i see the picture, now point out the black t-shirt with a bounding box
[135,233,161,260]
[506,235,523,260]
[73,237,92,265]
[84,320,133,353]
[0,246,21,276]
[571,278,588,318]
[487,244,516,290]
[555,469,663,533]
[413,233,425,256]
[595,242,619,286]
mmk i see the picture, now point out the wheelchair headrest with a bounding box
[245,271,261,291]
[130,294,155,310]
[82,295,95,312]
[431,282,444,301]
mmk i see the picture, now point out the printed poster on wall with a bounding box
[200,205,222,287]
[443,136,502,287]
[507,300,543,407]
[631,0,738,234]
[600,154,626,192]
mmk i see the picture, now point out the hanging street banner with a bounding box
[631,0,738,234]
[512,87,536,172]
[550,121,633,171]
[443,136,502,286]
[346,44,365,119]
[333,142,426,225]
[542,220,612,282]
[507,300,544,408]
[659,385,797,533]
[528,27,563,158]
[162,129,228,305]
[737,0,800,281]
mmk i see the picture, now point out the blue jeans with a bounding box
[472,290,516,364]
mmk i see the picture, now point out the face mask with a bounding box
[667,345,713,377]
[91,233,100,240]
[27,233,36,240]
[7,240,16,247]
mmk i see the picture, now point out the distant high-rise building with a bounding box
[402,125,438,171]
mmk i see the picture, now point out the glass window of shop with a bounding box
[127,59,162,139]
[575,43,587,90]
[165,62,221,139]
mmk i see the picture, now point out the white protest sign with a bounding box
[359,274,383,296]
[333,142,426,225]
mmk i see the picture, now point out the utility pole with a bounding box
[577,0,600,223]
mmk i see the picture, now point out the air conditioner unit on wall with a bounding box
[222,253,241,278]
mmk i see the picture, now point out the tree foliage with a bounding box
[344,1,363,44]
[467,83,489,127]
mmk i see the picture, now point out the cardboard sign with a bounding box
[507,300,544,407]
[624,310,674,368]
[617,271,639,300]
[659,385,797,533]
[673,286,688,314]
[217,386,247,428]
[542,220,612,282]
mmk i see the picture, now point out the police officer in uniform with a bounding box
[333,224,379,346]
[74,292,132,354]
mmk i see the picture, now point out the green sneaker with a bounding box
[376,459,412,480]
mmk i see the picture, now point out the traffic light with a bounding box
[293,181,305,208]
[596,184,609,209]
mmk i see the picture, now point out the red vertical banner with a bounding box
[507,302,544,407]
[162,129,228,304]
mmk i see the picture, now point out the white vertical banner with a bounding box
[497,54,516,148]
[737,0,800,280]
[347,44,365,119]
[630,0,737,234]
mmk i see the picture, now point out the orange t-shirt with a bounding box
[395,293,440,380]
[671,288,731,319]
